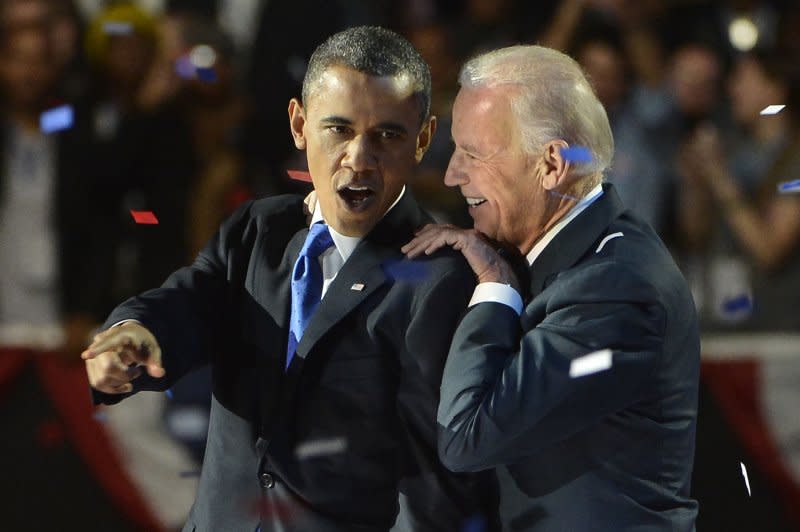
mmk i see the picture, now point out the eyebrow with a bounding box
[319,116,408,136]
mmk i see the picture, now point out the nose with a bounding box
[342,135,377,173]
[443,155,468,188]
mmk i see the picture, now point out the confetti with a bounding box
[196,67,217,83]
[740,461,751,496]
[287,170,313,182]
[130,210,159,224]
[569,348,612,378]
[102,22,133,35]
[382,259,430,282]
[721,294,753,315]
[165,388,173,399]
[760,105,785,116]
[461,514,487,532]
[92,411,108,423]
[294,436,347,460]
[40,105,74,134]
[174,55,196,79]
[560,146,593,163]
[777,179,800,194]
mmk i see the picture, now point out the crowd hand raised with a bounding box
[401,224,521,292]
[81,322,165,394]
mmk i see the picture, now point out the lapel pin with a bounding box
[350,283,365,291]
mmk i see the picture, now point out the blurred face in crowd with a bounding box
[578,41,626,111]
[445,85,547,253]
[0,27,56,111]
[670,45,721,118]
[289,66,435,237]
[728,56,786,127]
[104,33,155,90]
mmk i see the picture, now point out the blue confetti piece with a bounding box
[461,514,487,532]
[721,294,753,315]
[165,389,173,399]
[777,179,800,194]
[560,146,593,163]
[40,105,74,134]
[196,67,217,82]
[92,411,108,423]
[174,56,196,79]
[102,22,133,35]
[382,259,430,283]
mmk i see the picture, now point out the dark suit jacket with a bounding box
[95,192,498,531]
[438,184,699,531]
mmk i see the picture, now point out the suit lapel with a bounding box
[287,191,426,369]
[528,183,627,298]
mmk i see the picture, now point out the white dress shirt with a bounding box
[304,186,407,297]
[469,183,604,315]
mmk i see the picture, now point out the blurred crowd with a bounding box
[2,0,800,480]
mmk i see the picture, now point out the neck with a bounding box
[517,199,575,255]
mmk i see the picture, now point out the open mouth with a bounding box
[465,197,487,208]
[337,184,377,209]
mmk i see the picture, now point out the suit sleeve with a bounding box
[393,259,498,526]
[93,200,257,404]
[437,262,667,472]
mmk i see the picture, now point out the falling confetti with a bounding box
[165,389,173,399]
[102,22,133,35]
[294,436,347,460]
[382,259,430,282]
[130,210,159,225]
[777,179,800,194]
[287,170,313,183]
[196,67,217,83]
[560,146,593,163]
[760,105,785,116]
[40,105,74,134]
[569,348,612,378]
[461,514,487,532]
[721,294,753,316]
[740,461,752,496]
[92,411,108,423]
[189,45,217,69]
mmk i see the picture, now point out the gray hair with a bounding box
[303,26,432,125]
[459,45,614,185]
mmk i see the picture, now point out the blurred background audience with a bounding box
[2,1,800,530]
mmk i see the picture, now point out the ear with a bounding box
[414,115,437,163]
[539,139,571,190]
[288,98,307,150]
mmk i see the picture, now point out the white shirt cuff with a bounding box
[468,282,524,315]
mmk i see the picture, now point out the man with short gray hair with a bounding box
[404,45,700,531]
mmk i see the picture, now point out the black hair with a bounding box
[302,25,432,124]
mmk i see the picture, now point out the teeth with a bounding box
[348,186,370,191]
[465,197,486,206]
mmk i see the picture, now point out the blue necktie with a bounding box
[286,223,333,369]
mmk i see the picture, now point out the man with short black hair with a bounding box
[83,26,497,532]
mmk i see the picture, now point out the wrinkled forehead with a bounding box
[305,66,416,107]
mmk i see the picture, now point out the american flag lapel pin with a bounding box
[350,283,365,291]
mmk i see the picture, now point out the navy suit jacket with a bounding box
[438,184,699,531]
[95,192,498,531]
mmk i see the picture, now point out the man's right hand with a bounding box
[81,322,165,394]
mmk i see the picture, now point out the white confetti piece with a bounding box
[295,437,347,460]
[740,461,752,496]
[760,104,785,116]
[569,349,613,378]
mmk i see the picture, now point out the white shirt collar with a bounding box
[312,185,406,263]
[525,183,604,266]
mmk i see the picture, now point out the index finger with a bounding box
[83,329,136,359]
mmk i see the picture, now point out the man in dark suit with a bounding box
[403,45,700,531]
[82,26,497,532]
